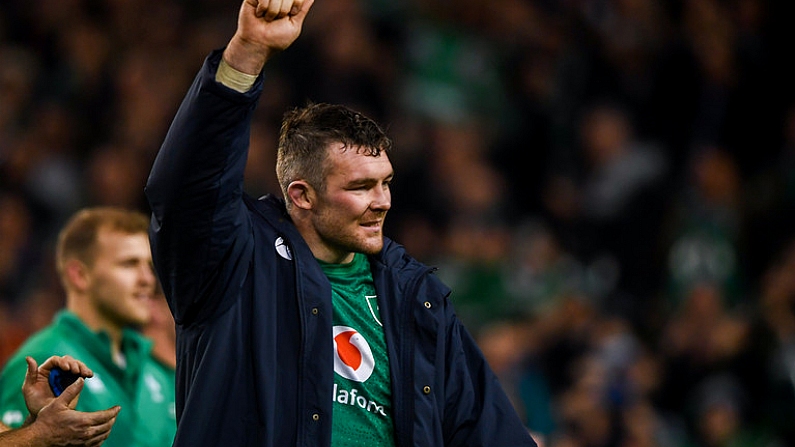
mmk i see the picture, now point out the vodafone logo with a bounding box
[333,325,375,382]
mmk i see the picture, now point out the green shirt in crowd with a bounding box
[0,311,176,447]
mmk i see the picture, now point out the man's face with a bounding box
[310,144,393,263]
[86,229,155,329]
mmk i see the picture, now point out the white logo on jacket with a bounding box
[275,237,292,260]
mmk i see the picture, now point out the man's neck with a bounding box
[67,300,124,362]
[143,327,177,369]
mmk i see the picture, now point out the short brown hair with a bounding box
[276,103,392,208]
[55,207,150,276]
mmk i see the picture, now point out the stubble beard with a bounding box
[314,207,387,258]
[323,229,384,258]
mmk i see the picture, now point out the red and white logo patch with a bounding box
[333,325,375,382]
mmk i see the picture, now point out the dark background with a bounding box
[2,0,795,445]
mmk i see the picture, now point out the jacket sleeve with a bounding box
[145,49,260,325]
[442,304,538,447]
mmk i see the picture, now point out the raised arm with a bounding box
[145,0,313,324]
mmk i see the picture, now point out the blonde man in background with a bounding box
[0,207,176,447]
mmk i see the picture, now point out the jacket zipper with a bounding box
[395,266,435,447]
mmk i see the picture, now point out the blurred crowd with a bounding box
[2,0,795,445]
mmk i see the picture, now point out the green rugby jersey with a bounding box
[0,311,176,447]
[319,253,396,447]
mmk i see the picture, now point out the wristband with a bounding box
[216,58,258,93]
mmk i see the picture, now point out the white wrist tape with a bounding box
[216,58,258,93]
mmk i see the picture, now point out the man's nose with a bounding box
[371,186,391,210]
[140,263,157,285]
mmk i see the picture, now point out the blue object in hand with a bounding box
[48,367,81,397]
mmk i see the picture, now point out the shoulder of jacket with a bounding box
[377,239,447,289]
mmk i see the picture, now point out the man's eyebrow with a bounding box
[346,173,393,187]
[346,178,379,187]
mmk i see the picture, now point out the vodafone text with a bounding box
[332,383,387,417]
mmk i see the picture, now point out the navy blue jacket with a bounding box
[146,49,537,447]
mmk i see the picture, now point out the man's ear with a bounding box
[287,181,315,210]
[63,259,90,293]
